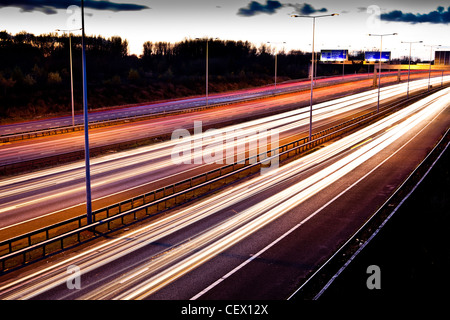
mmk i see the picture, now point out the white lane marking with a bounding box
[311,108,449,300]
[191,98,449,300]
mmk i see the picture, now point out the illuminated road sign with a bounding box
[321,49,348,62]
[365,51,391,62]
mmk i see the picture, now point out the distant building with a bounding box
[435,51,450,65]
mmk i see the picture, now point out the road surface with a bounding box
[0,71,437,136]
[1,76,448,239]
[0,87,449,300]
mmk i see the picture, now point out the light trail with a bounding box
[1,75,448,226]
[99,87,450,300]
[1,87,448,300]
[0,71,413,137]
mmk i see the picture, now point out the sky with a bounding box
[1,0,449,61]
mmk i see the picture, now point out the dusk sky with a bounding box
[1,0,449,60]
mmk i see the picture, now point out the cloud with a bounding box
[237,0,283,17]
[381,6,450,24]
[0,0,150,15]
[287,3,327,15]
[237,1,328,17]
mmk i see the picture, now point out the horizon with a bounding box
[0,29,444,63]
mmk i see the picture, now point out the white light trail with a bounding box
[113,88,450,300]
[0,84,449,300]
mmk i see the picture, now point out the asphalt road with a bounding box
[317,134,450,302]
[1,76,447,240]
[0,72,444,168]
[0,71,418,136]
[0,87,448,300]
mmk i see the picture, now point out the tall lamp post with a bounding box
[267,41,286,90]
[206,38,210,107]
[292,13,338,142]
[401,40,422,99]
[308,42,320,86]
[55,28,82,127]
[337,45,350,80]
[369,33,397,112]
[81,0,92,225]
[424,44,441,91]
[196,37,218,107]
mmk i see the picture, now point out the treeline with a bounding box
[0,31,364,121]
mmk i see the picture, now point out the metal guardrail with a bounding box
[0,87,356,176]
[0,85,317,176]
[289,126,450,300]
[0,71,412,144]
[0,83,312,144]
[0,87,432,274]
[4,74,442,178]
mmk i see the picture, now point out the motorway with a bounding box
[0,71,436,136]
[0,86,449,300]
[1,72,370,135]
[0,72,439,167]
[1,75,449,240]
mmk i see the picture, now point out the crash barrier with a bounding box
[289,126,450,300]
[1,71,431,144]
[0,86,444,273]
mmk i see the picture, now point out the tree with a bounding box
[0,73,15,93]
[128,68,140,82]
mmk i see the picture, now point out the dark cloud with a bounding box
[381,6,450,24]
[237,0,283,17]
[287,3,327,15]
[0,0,150,15]
[237,1,328,17]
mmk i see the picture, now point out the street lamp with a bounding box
[292,13,339,142]
[401,40,422,99]
[196,37,218,108]
[424,44,441,91]
[267,41,286,90]
[81,0,92,225]
[55,28,82,127]
[369,33,398,112]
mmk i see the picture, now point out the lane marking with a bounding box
[311,109,449,300]
[192,100,449,300]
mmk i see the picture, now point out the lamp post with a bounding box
[401,40,422,99]
[292,13,338,142]
[308,43,319,86]
[424,44,441,91]
[81,0,92,225]
[369,33,397,112]
[338,45,350,80]
[196,37,218,108]
[267,41,286,90]
[55,28,82,127]
[206,38,209,107]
